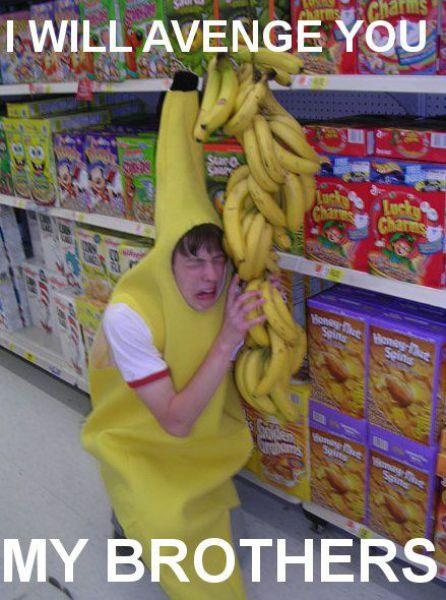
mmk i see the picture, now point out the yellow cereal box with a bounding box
[75,226,111,303]
[75,294,106,360]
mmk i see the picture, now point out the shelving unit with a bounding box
[239,469,302,505]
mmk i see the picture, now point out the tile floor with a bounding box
[0,348,444,599]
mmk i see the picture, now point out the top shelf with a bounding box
[1,75,446,97]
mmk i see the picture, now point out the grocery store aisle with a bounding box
[0,348,444,600]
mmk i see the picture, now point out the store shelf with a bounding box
[239,468,302,505]
[302,501,446,582]
[0,326,88,392]
[0,194,155,239]
[2,75,446,97]
[278,254,446,309]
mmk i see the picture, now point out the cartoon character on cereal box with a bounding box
[383,233,416,273]
[89,161,121,209]
[318,220,347,257]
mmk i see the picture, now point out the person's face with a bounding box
[173,246,227,311]
[394,239,411,257]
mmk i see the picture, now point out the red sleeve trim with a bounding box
[128,369,170,389]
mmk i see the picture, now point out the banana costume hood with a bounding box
[82,73,252,599]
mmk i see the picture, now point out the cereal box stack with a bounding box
[434,430,446,564]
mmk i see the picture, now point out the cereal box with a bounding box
[117,134,157,222]
[368,426,437,545]
[0,270,25,332]
[55,218,83,294]
[370,157,446,190]
[30,2,64,83]
[80,0,127,82]
[0,118,14,195]
[375,124,446,164]
[84,132,125,218]
[0,12,36,84]
[37,213,64,275]
[7,96,83,119]
[368,184,445,288]
[292,0,357,74]
[204,140,246,216]
[319,155,371,182]
[3,119,31,199]
[0,206,26,267]
[75,294,106,358]
[11,265,32,327]
[368,310,446,446]
[118,0,171,79]
[357,0,439,74]
[76,226,111,302]
[304,123,375,157]
[310,401,368,523]
[434,437,446,564]
[103,232,151,287]
[53,132,90,212]
[53,289,88,378]
[54,0,89,80]
[305,178,373,271]
[164,0,212,76]
[243,382,311,501]
[26,211,45,264]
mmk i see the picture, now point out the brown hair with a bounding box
[172,223,224,261]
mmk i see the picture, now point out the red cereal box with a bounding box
[375,125,446,164]
[291,0,357,74]
[304,123,375,157]
[357,0,439,74]
[305,178,373,271]
[368,183,445,288]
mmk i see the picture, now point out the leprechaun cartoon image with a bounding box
[383,232,416,272]
[82,73,260,599]
[318,220,347,257]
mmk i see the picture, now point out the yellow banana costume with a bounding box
[82,76,253,599]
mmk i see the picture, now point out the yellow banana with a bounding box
[244,279,269,346]
[241,209,256,237]
[287,328,307,376]
[194,56,220,142]
[273,226,291,250]
[223,178,248,263]
[242,127,279,193]
[270,67,292,87]
[234,78,254,113]
[271,285,298,334]
[227,164,249,195]
[256,327,289,396]
[235,350,255,406]
[270,384,299,423]
[260,280,298,343]
[247,174,286,227]
[267,112,305,137]
[283,171,305,232]
[224,77,267,137]
[300,174,316,211]
[260,87,292,119]
[234,46,303,75]
[274,141,320,175]
[243,349,277,414]
[266,252,280,273]
[253,221,273,279]
[270,119,320,163]
[253,114,285,184]
[239,62,254,84]
[202,58,238,137]
[239,212,265,281]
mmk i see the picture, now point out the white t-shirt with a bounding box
[103,301,242,390]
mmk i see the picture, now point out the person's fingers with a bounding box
[246,315,267,329]
[240,299,265,315]
[235,290,261,307]
[227,274,241,305]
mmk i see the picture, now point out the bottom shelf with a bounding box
[239,469,302,505]
[0,326,88,393]
[302,501,446,583]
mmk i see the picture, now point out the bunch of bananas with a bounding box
[194,47,319,423]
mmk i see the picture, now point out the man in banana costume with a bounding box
[82,73,265,599]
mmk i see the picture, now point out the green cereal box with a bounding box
[118,0,171,78]
[75,225,111,303]
[117,134,157,223]
[20,110,110,206]
[216,0,256,47]
[3,119,31,199]
[163,0,212,76]
[81,0,127,81]
[203,140,246,215]
[0,118,14,196]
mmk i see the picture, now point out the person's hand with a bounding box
[268,272,286,296]
[218,274,266,351]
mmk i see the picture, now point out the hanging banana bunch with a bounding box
[194,47,319,423]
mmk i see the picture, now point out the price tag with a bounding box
[326,267,344,283]
[24,351,36,363]
[76,77,94,101]
[76,212,86,223]
[310,76,328,91]
[17,199,26,209]
[358,527,373,539]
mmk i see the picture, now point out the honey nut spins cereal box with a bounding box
[309,401,368,524]
[434,434,446,564]
[307,290,375,420]
[368,309,446,447]
[368,425,437,546]
[357,0,439,75]
[75,225,111,304]
[368,184,445,288]
[291,0,357,74]
[305,178,374,271]
[243,382,311,501]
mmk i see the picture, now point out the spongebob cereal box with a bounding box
[305,178,373,271]
[76,225,111,303]
[310,401,368,523]
[0,118,14,196]
[4,119,31,199]
[292,0,357,74]
[357,0,439,74]
[368,426,437,546]
[368,184,445,288]
[243,382,311,501]
[0,12,36,84]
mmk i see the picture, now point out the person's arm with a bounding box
[135,275,265,437]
